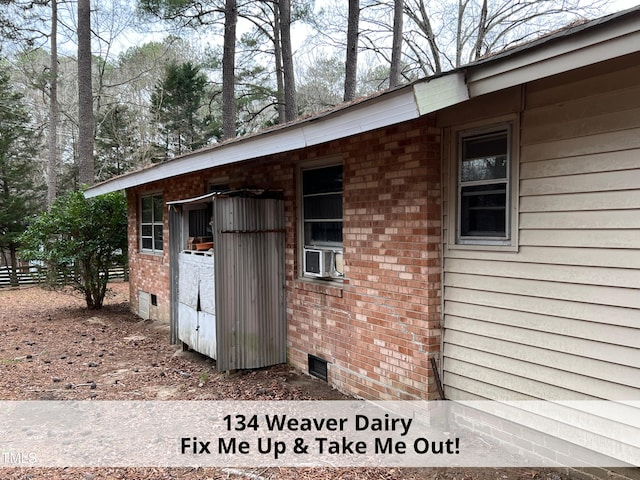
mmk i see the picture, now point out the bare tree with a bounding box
[344,0,359,101]
[312,0,610,87]
[77,0,94,186]
[403,0,609,76]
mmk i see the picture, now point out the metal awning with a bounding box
[167,189,284,208]
[166,192,217,206]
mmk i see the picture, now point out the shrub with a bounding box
[20,191,127,309]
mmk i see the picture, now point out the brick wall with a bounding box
[127,115,442,400]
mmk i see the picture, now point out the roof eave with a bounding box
[84,86,420,198]
[466,8,640,96]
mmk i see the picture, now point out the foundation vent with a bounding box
[308,354,328,382]
[138,291,150,320]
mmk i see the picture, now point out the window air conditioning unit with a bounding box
[304,248,333,278]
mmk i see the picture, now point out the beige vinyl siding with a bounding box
[441,54,640,406]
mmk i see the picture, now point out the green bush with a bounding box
[20,191,128,309]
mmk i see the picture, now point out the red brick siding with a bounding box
[127,115,441,400]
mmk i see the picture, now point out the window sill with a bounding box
[447,242,518,252]
[294,278,343,298]
[139,250,164,260]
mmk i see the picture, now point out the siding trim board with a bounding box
[519,150,640,179]
[445,258,640,289]
[519,191,640,213]
[446,246,640,270]
[444,332,640,389]
[444,315,640,369]
[445,287,639,328]
[445,272,640,309]
[445,302,640,346]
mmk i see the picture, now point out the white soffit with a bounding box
[413,72,469,116]
[84,88,418,198]
[467,21,640,97]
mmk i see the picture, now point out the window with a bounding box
[208,181,230,194]
[140,193,163,253]
[302,164,343,247]
[186,182,229,243]
[188,207,212,238]
[300,163,344,279]
[457,124,513,245]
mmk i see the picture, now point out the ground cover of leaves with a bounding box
[0,283,582,480]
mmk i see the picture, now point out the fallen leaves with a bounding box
[0,284,579,480]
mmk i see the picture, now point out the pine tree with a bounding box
[95,104,141,181]
[0,66,44,286]
[150,61,219,160]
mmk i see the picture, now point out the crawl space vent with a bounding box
[308,354,328,382]
[138,291,150,320]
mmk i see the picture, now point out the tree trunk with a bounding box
[279,0,297,121]
[473,0,488,61]
[273,2,286,124]
[344,0,359,101]
[77,0,94,186]
[455,0,466,67]
[9,245,19,287]
[389,0,404,88]
[47,0,58,206]
[408,0,441,74]
[222,0,237,140]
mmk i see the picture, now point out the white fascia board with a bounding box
[413,72,469,116]
[300,88,420,145]
[85,88,418,198]
[467,23,640,97]
[85,129,306,198]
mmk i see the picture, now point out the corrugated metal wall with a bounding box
[213,195,286,371]
[169,206,182,344]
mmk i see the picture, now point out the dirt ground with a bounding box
[0,282,581,480]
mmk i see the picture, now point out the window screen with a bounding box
[459,129,509,239]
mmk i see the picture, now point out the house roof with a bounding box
[85,6,640,198]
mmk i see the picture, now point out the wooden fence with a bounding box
[0,265,127,288]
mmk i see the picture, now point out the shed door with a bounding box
[177,252,216,359]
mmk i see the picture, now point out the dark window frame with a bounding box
[298,161,344,281]
[301,163,343,248]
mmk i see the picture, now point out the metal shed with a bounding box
[168,190,286,371]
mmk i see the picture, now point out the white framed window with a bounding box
[140,193,163,253]
[451,119,518,249]
[299,162,344,279]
